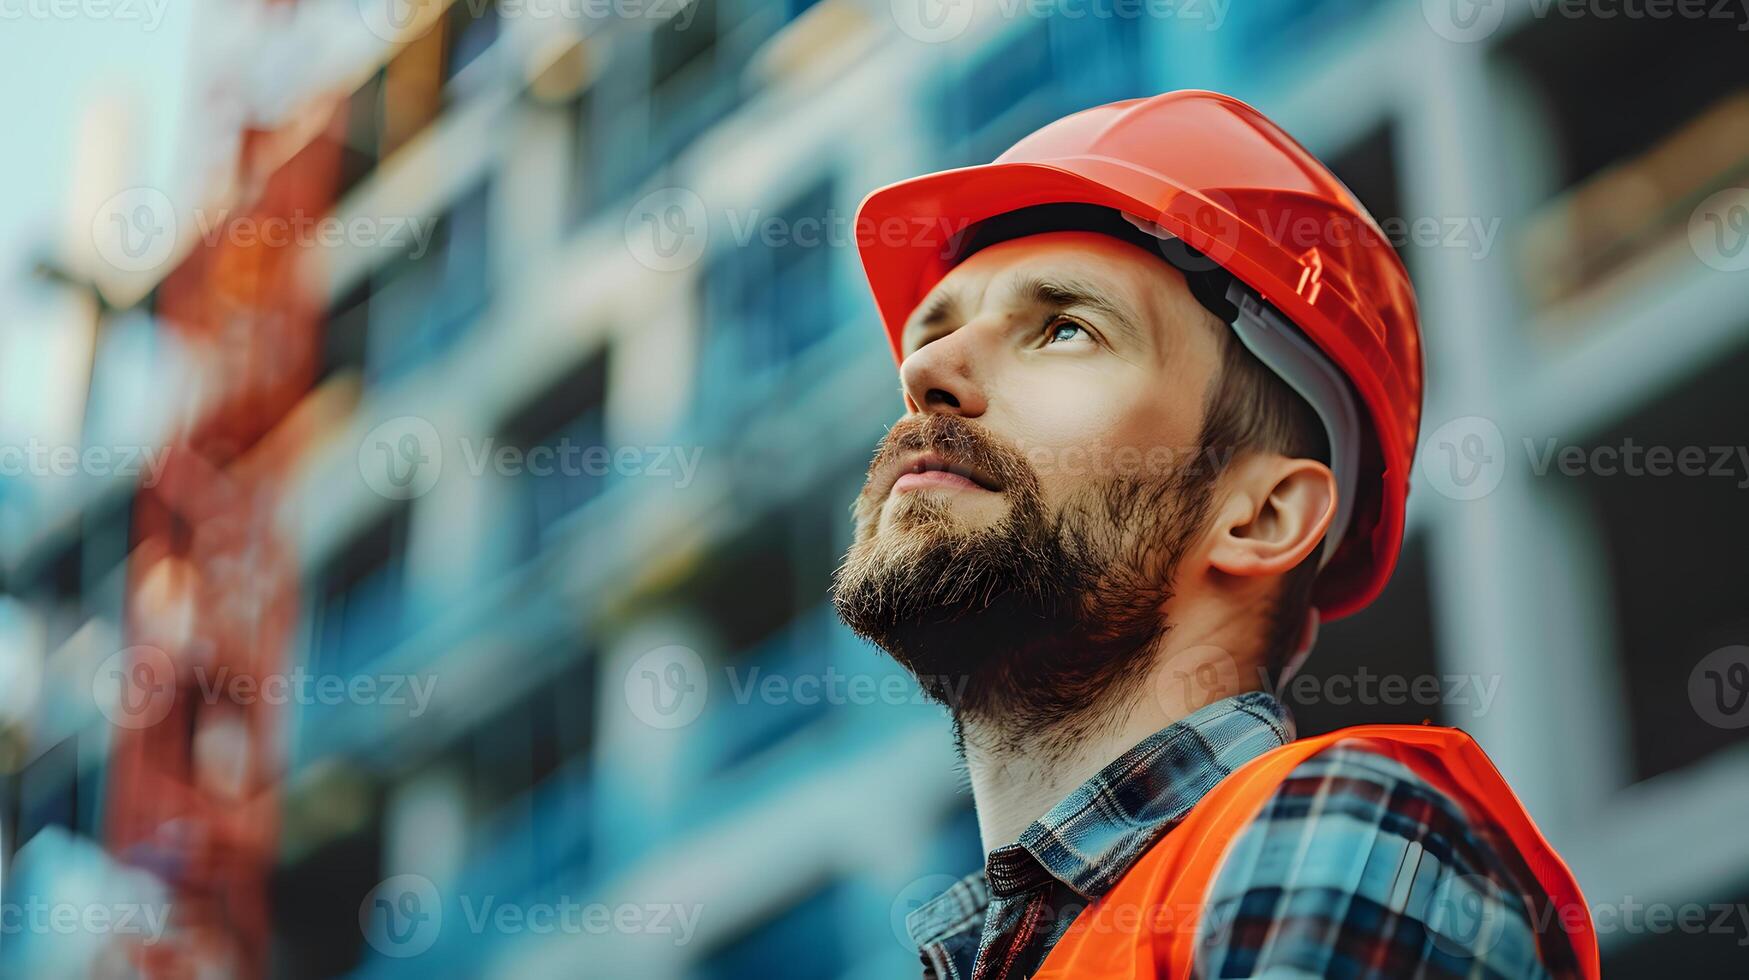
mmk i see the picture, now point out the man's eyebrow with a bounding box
[901,289,961,352]
[902,274,1147,350]
[1017,275,1145,345]
[914,290,959,330]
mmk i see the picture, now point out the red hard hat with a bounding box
[854,89,1422,620]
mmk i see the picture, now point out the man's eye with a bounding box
[1044,317,1089,345]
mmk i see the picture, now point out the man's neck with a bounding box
[960,634,1265,854]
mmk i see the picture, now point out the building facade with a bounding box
[1,0,1746,976]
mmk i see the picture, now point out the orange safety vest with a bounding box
[1034,725,1600,979]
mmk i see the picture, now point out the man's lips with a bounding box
[894,469,985,493]
[880,450,1003,498]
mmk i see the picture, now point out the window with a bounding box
[321,277,372,380]
[933,14,1141,164]
[1326,124,1407,269]
[13,506,126,652]
[381,25,447,158]
[339,71,386,197]
[707,612,836,771]
[1497,15,1749,195]
[466,657,596,821]
[1222,0,1386,58]
[14,737,82,846]
[698,179,837,408]
[444,0,501,84]
[311,503,411,674]
[1500,14,1749,308]
[366,181,492,379]
[269,818,384,978]
[694,881,848,980]
[1578,342,1749,780]
[688,496,847,771]
[650,0,749,163]
[567,61,653,223]
[934,19,1053,153]
[496,349,612,558]
[428,180,493,344]
[1606,882,1749,976]
[338,2,499,195]
[651,0,719,93]
[566,84,601,227]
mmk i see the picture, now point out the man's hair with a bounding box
[1194,315,1329,677]
[954,204,1333,675]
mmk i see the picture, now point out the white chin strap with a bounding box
[1123,213,1362,687]
[1225,284,1357,688]
[1222,280,1361,572]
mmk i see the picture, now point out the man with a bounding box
[831,91,1599,979]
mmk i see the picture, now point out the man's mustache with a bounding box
[863,413,1036,503]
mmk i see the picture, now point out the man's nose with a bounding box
[898,326,991,417]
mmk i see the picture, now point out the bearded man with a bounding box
[832,91,1598,980]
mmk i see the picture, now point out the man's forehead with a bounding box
[903,232,1185,341]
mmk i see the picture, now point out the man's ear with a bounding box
[1206,456,1336,579]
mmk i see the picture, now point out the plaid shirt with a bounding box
[907,691,1582,979]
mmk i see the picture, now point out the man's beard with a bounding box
[831,414,1218,751]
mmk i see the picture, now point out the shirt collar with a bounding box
[906,691,1294,947]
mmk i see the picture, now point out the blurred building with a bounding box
[1,0,1747,977]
